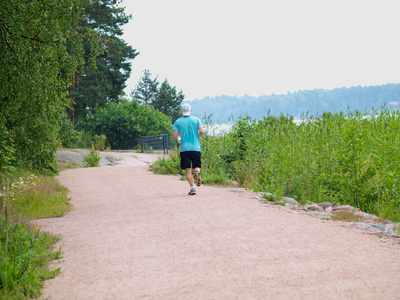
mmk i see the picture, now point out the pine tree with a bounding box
[154,79,185,123]
[68,0,138,123]
[132,70,159,105]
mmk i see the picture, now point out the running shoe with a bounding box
[194,172,202,187]
[188,187,196,195]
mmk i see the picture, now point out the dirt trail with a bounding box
[35,153,400,299]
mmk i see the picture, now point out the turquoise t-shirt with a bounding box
[173,116,201,152]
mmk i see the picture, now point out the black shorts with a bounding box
[180,151,202,170]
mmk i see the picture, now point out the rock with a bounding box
[383,223,397,231]
[281,197,299,206]
[332,205,361,213]
[353,211,379,221]
[310,211,333,219]
[354,222,389,232]
[319,202,334,210]
[279,206,300,214]
[304,204,324,212]
[325,206,333,213]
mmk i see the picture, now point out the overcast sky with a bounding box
[122,0,400,101]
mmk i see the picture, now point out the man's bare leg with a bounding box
[185,168,195,187]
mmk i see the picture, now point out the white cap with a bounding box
[181,103,191,116]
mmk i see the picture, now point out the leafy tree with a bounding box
[0,0,90,172]
[68,0,138,123]
[154,79,185,122]
[131,70,159,105]
[80,98,172,149]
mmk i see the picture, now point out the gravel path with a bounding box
[34,153,400,299]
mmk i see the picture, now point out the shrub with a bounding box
[93,134,106,151]
[83,145,102,167]
[150,150,182,175]
[79,98,172,150]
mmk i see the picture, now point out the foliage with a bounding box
[71,130,94,149]
[0,0,94,173]
[0,125,16,179]
[68,0,138,123]
[83,146,102,167]
[80,98,173,149]
[131,69,159,105]
[0,218,61,299]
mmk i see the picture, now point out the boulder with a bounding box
[282,197,299,206]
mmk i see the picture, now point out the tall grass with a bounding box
[227,108,400,221]
[152,108,400,222]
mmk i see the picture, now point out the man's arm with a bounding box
[172,130,179,139]
[198,125,205,139]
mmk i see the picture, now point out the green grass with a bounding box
[0,173,70,299]
[10,176,71,219]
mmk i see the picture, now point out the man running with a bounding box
[172,103,205,195]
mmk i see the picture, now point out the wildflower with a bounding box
[33,227,39,232]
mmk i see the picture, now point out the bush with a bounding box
[93,134,106,151]
[150,150,182,175]
[79,98,172,149]
[83,145,102,167]
[73,130,93,149]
